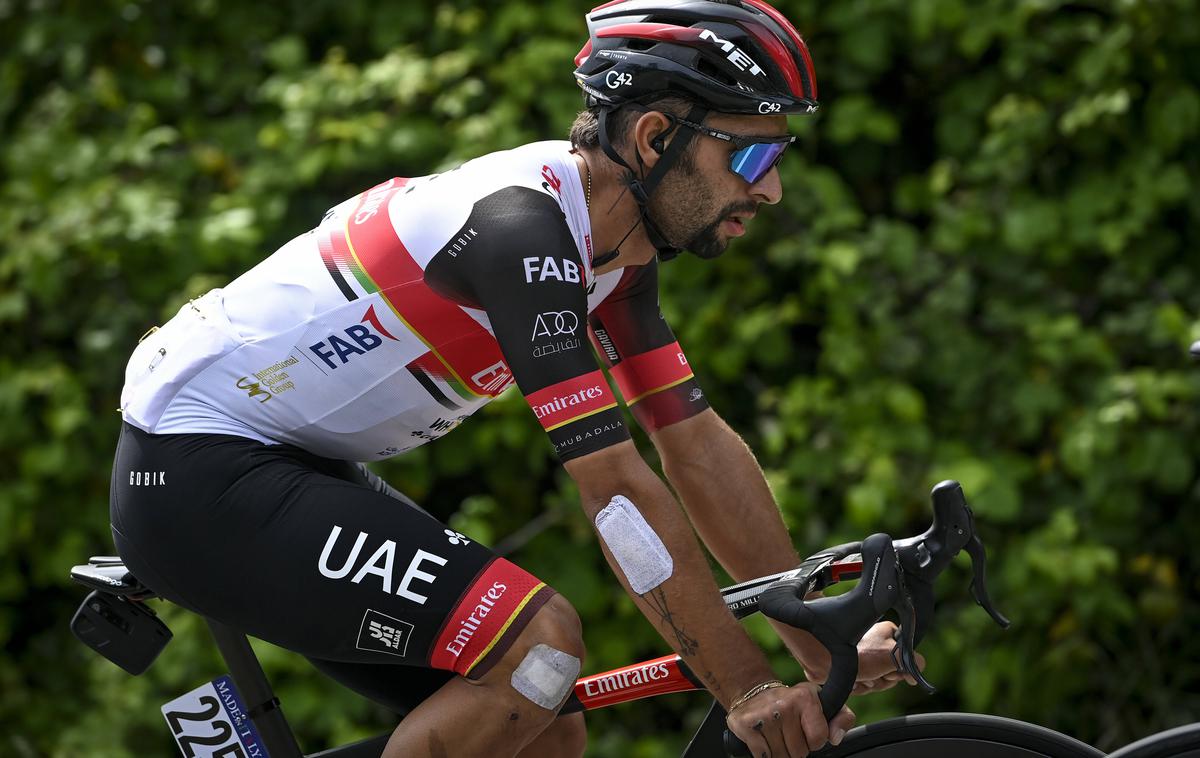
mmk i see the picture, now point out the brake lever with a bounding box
[892,480,1009,644]
[887,568,934,693]
[965,530,1011,628]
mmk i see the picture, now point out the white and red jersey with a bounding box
[120,141,708,462]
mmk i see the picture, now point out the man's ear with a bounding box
[633,111,673,167]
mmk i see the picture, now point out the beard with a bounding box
[646,159,757,260]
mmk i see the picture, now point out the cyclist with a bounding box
[111,1,918,756]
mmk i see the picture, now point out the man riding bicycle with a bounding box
[111,2,919,756]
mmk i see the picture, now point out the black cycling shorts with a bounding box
[110,423,555,714]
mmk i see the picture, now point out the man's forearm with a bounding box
[566,444,777,707]
[655,411,800,580]
[653,411,834,675]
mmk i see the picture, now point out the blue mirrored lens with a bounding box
[730,141,789,184]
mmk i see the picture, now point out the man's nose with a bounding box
[751,165,783,205]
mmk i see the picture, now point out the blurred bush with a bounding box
[1,0,1197,754]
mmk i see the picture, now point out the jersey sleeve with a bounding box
[589,261,710,434]
[423,186,631,463]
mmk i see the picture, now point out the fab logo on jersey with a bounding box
[308,305,399,371]
[523,256,580,284]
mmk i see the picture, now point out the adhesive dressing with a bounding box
[595,495,674,594]
[510,644,581,710]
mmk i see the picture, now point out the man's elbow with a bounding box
[563,441,663,519]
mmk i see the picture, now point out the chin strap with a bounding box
[596,103,708,263]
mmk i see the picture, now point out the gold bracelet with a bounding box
[729,680,788,712]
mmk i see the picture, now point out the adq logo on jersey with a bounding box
[308,304,399,370]
[531,311,579,341]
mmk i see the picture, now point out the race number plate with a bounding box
[161,675,269,757]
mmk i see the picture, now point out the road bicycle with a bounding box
[69,480,1110,756]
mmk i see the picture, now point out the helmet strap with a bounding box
[596,104,708,263]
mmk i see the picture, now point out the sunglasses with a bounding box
[674,117,796,185]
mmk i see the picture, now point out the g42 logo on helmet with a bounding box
[605,70,633,89]
[758,101,782,114]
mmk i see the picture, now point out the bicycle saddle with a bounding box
[70,556,156,600]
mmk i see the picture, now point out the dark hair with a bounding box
[568,94,700,151]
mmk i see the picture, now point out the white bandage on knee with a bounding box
[594,495,674,594]
[510,644,580,710]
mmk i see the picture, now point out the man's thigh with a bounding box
[111,425,556,681]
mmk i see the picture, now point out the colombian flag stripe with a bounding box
[341,178,512,398]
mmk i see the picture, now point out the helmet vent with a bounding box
[696,56,739,88]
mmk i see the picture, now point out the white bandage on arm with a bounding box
[510,644,581,710]
[594,495,674,594]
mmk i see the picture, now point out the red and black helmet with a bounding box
[573,0,819,116]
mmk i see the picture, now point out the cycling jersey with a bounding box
[120,141,709,463]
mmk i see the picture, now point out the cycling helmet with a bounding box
[573,0,819,116]
[572,0,819,263]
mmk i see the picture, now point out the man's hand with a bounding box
[848,620,924,695]
[726,682,855,757]
[780,620,926,696]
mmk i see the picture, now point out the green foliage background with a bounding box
[2,0,1198,754]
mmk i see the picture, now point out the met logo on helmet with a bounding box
[698,29,763,77]
[308,304,399,370]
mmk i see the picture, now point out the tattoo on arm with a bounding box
[641,586,700,657]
